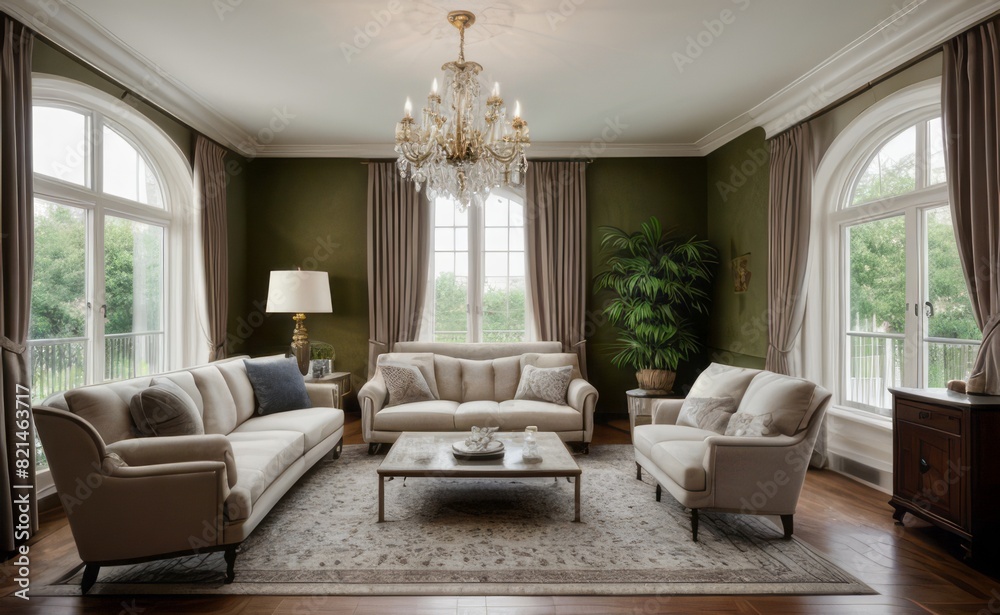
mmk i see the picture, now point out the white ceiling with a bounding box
[6,0,998,157]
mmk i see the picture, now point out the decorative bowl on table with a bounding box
[453,426,505,460]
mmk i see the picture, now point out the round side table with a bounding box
[626,389,676,436]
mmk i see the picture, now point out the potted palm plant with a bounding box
[594,217,717,393]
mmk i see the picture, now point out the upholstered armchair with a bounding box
[633,363,831,541]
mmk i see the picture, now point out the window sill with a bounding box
[826,404,893,431]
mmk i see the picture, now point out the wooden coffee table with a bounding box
[377,431,582,522]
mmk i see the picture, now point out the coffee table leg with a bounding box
[378,475,385,522]
[574,474,581,522]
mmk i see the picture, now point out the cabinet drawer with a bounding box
[895,421,963,525]
[896,400,963,436]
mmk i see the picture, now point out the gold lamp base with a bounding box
[290,313,310,376]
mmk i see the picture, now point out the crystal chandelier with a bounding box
[394,10,530,210]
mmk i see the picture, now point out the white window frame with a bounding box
[31,75,203,496]
[422,187,532,343]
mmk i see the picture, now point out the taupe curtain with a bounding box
[943,16,1000,394]
[525,161,589,378]
[0,14,36,555]
[367,162,429,377]
[766,124,815,376]
[195,136,229,361]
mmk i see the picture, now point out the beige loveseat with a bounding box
[358,341,599,453]
[633,363,830,541]
[34,355,345,593]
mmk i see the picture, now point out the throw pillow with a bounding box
[244,355,313,415]
[514,364,573,404]
[129,378,204,437]
[380,363,437,407]
[725,412,775,437]
[676,397,737,434]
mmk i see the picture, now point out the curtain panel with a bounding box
[195,136,229,361]
[0,14,36,555]
[525,161,589,378]
[366,163,430,377]
[943,16,1000,395]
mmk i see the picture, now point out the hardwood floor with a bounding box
[3,413,998,614]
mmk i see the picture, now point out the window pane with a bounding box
[104,216,164,381]
[845,216,906,411]
[484,197,508,227]
[927,117,946,186]
[33,106,89,186]
[925,207,980,387]
[483,277,526,343]
[435,228,454,251]
[509,228,524,251]
[485,227,508,251]
[433,272,468,342]
[435,197,454,227]
[851,126,917,205]
[455,227,469,251]
[102,125,163,207]
[485,252,508,277]
[29,199,88,406]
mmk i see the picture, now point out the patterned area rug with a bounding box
[41,444,872,596]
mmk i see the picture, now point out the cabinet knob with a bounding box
[919,458,930,474]
[918,411,931,420]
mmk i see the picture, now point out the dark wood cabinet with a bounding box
[889,387,1000,559]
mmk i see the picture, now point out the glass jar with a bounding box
[523,425,541,461]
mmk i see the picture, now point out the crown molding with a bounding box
[1,0,256,156]
[751,0,999,139]
[255,141,706,159]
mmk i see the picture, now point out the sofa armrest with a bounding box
[703,434,816,515]
[358,378,388,443]
[704,434,802,448]
[107,434,237,489]
[305,382,337,408]
[566,378,597,413]
[651,399,685,425]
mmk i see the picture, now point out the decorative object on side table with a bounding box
[309,341,335,378]
[452,426,504,460]
[593,216,717,393]
[265,269,333,375]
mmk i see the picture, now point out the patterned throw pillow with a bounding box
[381,363,437,407]
[725,412,776,437]
[676,397,737,434]
[514,364,573,404]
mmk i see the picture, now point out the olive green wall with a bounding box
[705,128,770,369]
[239,159,369,411]
[585,158,709,411]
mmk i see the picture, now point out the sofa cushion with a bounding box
[514,364,572,404]
[676,397,737,435]
[129,378,204,437]
[454,400,502,430]
[372,400,460,431]
[687,363,761,406]
[520,352,583,380]
[735,371,816,436]
[156,371,205,415]
[461,359,496,401]
[650,440,708,492]
[64,386,138,444]
[493,356,522,401]
[632,424,717,458]
[381,363,436,407]
[497,400,582,431]
[191,366,239,435]
[225,430,304,521]
[433,355,462,402]
[244,356,312,415]
[377,353,440,399]
[233,407,345,451]
[215,359,257,425]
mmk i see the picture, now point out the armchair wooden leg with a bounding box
[655,483,661,502]
[81,563,100,594]
[691,509,699,542]
[224,545,238,584]
[780,514,793,539]
[636,462,642,480]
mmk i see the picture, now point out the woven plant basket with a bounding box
[636,369,675,394]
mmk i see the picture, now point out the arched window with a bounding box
[29,75,202,411]
[813,79,980,417]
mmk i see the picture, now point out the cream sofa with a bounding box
[633,363,830,541]
[358,341,599,453]
[34,355,345,593]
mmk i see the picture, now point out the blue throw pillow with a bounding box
[244,355,312,415]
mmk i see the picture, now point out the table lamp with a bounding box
[265,270,333,375]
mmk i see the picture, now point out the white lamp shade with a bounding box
[265,270,333,314]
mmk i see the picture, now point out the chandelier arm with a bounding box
[481,144,523,165]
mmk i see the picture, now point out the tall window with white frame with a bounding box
[424,191,528,342]
[838,115,980,415]
[30,102,171,469]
